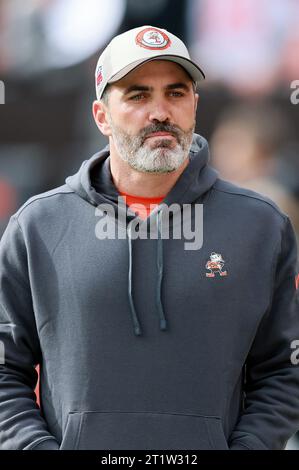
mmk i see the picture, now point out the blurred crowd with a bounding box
[0,0,299,449]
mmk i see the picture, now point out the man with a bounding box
[0,25,298,451]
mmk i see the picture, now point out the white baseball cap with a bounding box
[95,25,205,100]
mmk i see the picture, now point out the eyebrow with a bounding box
[166,83,190,91]
[123,82,191,95]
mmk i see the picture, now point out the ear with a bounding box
[92,100,112,136]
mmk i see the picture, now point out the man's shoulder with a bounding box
[212,178,288,223]
[14,184,74,222]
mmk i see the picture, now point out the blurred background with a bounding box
[0,0,299,449]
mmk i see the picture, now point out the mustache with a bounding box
[139,123,182,143]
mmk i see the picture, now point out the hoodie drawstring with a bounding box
[127,210,167,336]
[156,209,167,332]
[127,224,142,336]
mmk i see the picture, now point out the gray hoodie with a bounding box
[0,134,298,450]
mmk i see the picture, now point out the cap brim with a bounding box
[108,54,205,85]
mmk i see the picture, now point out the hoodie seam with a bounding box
[265,216,288,319]
[67,410,222,419]
[15,190,74,219]
[10,217,31,292]
[24,437,59,450]
[212,186,288,221]
[174,169,205,204]
[231,432,269,450]
[230,440,253,450]
[11,215,25,237]
[199,183,213,205]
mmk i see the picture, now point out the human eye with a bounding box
[169,90,184,97]
[129,93,147,101]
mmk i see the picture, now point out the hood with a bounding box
[65,133,218,337]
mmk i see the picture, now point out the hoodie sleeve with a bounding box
[0,216,59,450]
[229,216,299,450]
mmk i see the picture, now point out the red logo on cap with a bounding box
[136,27,171,50]
[295,273,299,290]
[96,66,103,86]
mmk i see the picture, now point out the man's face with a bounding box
[97,60,198,173]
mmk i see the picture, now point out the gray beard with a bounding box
[107,116,195,174]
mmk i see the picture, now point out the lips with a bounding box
[145,132,175,139]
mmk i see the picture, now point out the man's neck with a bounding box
[109,151,190,198]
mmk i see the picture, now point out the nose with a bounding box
[148,99,171,123]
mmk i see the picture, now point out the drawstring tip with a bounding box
[160,319,167,331]
[134,325,142,336]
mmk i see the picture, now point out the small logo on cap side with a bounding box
[96,66,103,86]
[136,27,171,50]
